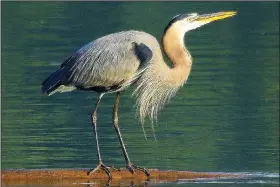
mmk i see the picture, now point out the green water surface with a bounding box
[1,1,279,187]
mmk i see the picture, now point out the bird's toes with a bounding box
[88,163,113,179]
[107,165,121,171]
[100,163,113,179]
[126,164,150,178]
[131,164,150,178]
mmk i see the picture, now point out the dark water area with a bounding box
[1,2,279,187]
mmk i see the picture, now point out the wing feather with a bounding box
[61,31,153,90]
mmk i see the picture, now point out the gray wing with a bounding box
[62,31,153,90]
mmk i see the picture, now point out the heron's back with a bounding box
[41,30,163,95]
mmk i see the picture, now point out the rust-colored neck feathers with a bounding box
[162,24,192,86]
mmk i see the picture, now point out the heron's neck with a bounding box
[162,26,192,85]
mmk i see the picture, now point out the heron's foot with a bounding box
[87,162,112,179]
[108,165,121,171]
[126,163,150,178]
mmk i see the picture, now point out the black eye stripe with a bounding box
[163,13,198,34]
[164,14,187,34]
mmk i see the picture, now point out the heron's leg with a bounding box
[113,92,150,178]
[88,94,112,179]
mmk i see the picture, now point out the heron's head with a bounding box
[164,11,236,35]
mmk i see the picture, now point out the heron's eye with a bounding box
[185,13,198,22]
[190,13,198,17]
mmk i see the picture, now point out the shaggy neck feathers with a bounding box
[133,23,193,125]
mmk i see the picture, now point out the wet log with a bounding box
[2,168,239,186]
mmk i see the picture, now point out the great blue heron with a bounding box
[41,11,236,179]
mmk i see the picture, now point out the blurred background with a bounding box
[1,1,279,182]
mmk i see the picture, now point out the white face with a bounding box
[169,11,236,40]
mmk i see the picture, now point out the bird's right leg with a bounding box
[87,94,112,179]
[113,92,150,178]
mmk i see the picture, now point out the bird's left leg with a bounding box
[87,94,112,179]
[113,92,150,178]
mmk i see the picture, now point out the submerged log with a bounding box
[2,168,239,186]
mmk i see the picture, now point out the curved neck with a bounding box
[162,25,192,85]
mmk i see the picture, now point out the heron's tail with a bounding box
[41,69,64,95]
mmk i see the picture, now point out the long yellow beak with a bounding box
[197,11,237,23]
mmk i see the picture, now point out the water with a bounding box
[1,1,279,187]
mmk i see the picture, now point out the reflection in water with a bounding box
[1,2,279,187]
[178,172,279,185]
